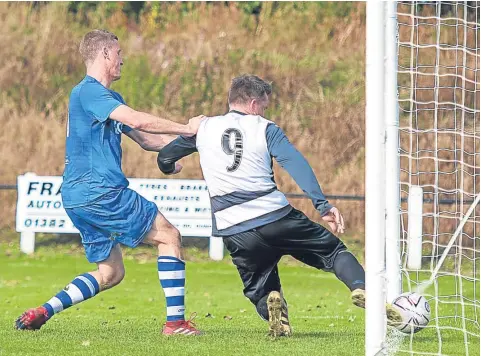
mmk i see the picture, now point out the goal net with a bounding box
[395,1,480,355]
[365,1,480,355]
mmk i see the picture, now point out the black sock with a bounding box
[255,295,269,321]
[333,251,365,291]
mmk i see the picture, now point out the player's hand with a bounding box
[321,206,345,234]
[185,115,206,136]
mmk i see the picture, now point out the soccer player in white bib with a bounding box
[157,74,403,336]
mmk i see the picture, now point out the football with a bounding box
[391,292,431,334]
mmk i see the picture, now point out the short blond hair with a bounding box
[79,29,118,64]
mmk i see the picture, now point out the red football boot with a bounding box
[15,306,49,330]
[162,313,202,336]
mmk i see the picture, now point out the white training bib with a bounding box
[196,112,289,233]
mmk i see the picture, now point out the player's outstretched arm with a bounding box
[157,135,198,175]
[125,130,178,152]
[110,105,203,136]
[78,81,202,135]
[266,123,345,233]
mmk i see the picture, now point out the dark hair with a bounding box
[79,29,118,64]
[228,74,272,105]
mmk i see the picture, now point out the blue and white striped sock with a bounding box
[42,273,100,319]
[158,256,185,322]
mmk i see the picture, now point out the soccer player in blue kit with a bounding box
[15,30,202,336]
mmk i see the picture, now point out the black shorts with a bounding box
[222,207,346,305]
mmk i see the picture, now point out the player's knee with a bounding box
[151,226,182,248]
[114,266,126,285]
[100,266,125,289]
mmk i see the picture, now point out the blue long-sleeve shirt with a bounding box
[265,123,332,216]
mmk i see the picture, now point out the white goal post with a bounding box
[366,1,480,355]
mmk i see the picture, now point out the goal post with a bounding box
[365,1,480,355]
[365,1,387,354]
[384,0,403,306]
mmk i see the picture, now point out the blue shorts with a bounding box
[65,188,158,263]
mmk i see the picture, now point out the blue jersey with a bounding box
[61,75,132,208]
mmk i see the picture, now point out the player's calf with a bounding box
[333,250,366,292]
[144,213,202,334]
[15,246,125,331]
[15,272,101,330]
[334,251,403,324]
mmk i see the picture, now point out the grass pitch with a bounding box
[0,235,478,356]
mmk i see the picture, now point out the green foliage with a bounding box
[63,1,355,29]
[318,56,363,104]
[67,2,117,25]
[237,1,262,15]
[177,62,218,116]
[315,1,354,20]
[67,1,98,15]
[112,56,168,109]
[67,1,145,23]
